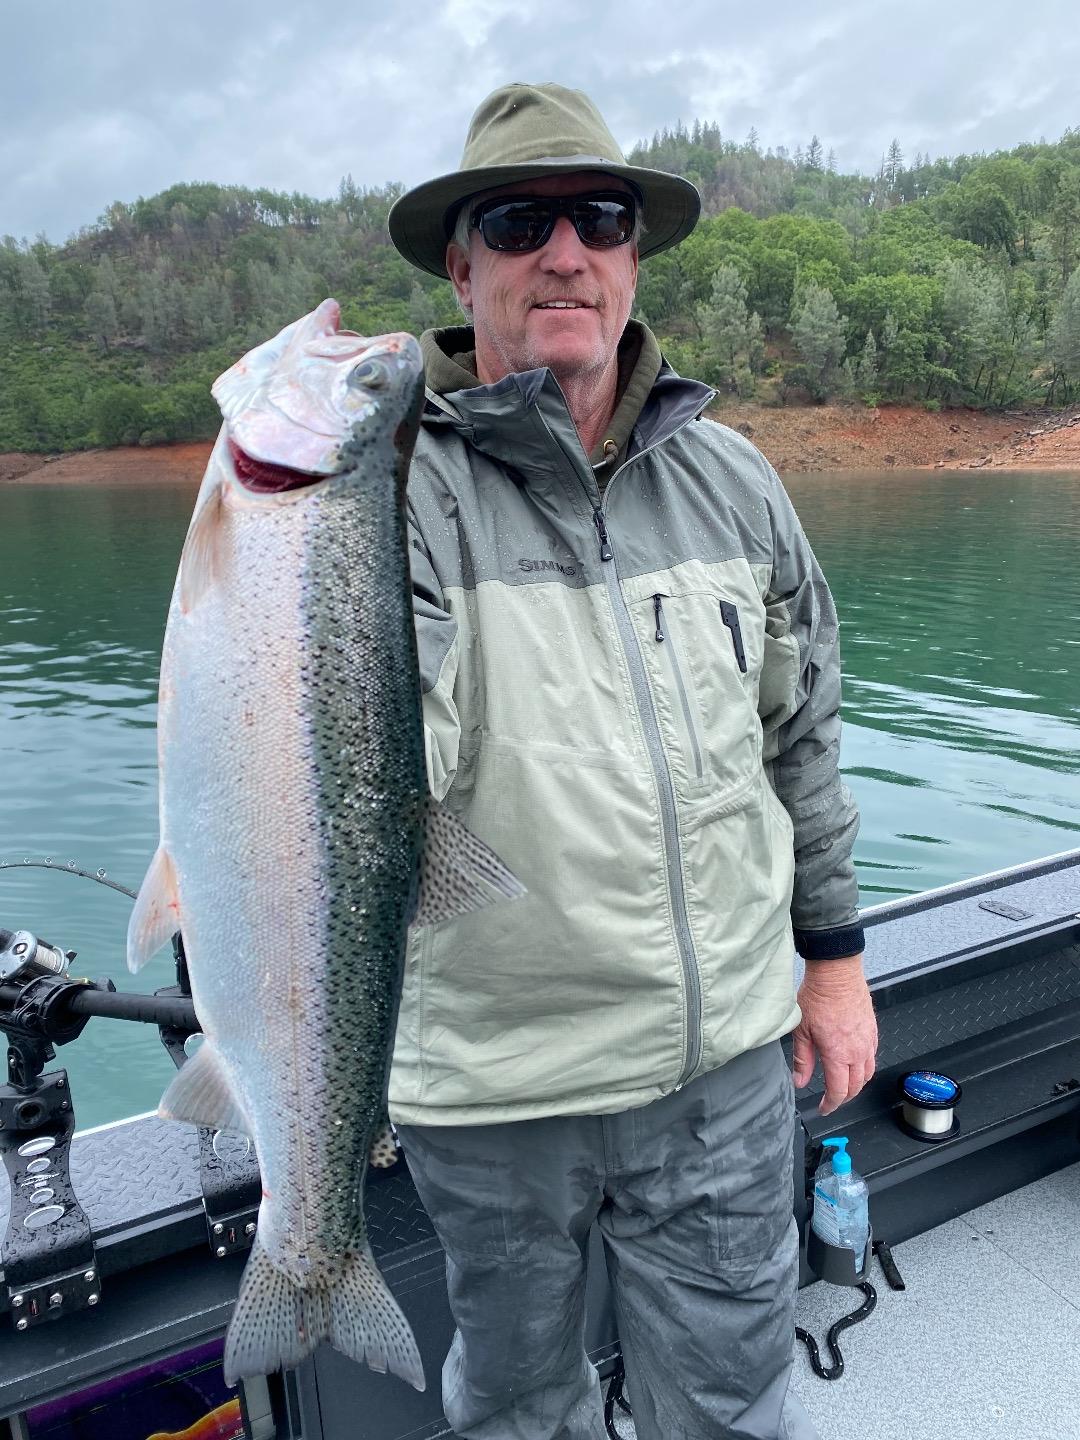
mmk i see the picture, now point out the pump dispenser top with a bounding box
[823,1136,852,1174]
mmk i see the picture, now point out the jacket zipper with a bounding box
[585,439,706,1089]
[593,508,613,561]
[652,595,705,784]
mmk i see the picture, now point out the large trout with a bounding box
[127,300,523,1388]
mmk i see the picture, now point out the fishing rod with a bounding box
[0,853,199,1046]
[0,925,199,1039]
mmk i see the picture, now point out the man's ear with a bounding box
[446,242,473,314]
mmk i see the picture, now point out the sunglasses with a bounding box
[468,191,639,254]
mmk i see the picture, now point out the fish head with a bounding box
[211,299,424,497]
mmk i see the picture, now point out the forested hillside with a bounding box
[3,123,1080,451]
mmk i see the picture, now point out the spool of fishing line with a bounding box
[897,1070,961,1141]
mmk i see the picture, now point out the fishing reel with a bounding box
[0,926,97,1100]
[0,928,76,985]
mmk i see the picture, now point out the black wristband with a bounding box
[794,923,866,961]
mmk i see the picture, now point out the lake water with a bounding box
[1,469,1078,1129]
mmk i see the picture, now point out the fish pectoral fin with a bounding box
[127,845,181,973]
[179,480,227,613]
[412,798,526,929]
[159,1042,251,1136]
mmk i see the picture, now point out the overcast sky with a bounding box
[3,0,1077,245]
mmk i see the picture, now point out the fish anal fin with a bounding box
[179,482,228,613]
[159,1041,251,1136]
[413,799,526,929]
[127,845,181,973]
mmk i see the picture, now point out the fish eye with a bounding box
[348,358,390,390]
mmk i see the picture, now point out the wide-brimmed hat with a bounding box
[388,83,701,279]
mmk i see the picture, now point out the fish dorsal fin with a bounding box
[413,799,526,929]
[127,844,181,972]
[179,481,228,613]
[159,1040,252,1136]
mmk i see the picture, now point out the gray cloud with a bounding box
[2,0,1077,243]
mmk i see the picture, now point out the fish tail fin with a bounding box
[223,1238,424,1392]
[327,1243,425,1390]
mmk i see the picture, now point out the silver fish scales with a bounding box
[127,301,523,1388]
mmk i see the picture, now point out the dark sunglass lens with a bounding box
[481,201,552,252]
[575,199,634,246]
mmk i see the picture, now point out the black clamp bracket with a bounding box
[1,1066,99,1330]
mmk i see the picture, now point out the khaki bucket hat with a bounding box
[388,83,701,279]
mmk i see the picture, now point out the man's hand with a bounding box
[793,955,877,1116]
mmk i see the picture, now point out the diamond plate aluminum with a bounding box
[803,943,1080,1095]
[367,1166,437,1258]
[1,1116,437,1263]
[873,945,1080,1071]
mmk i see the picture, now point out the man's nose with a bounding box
[539,215,588,274]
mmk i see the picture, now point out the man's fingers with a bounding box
[818,1058,857,1116]
[792,1026,816,1088]
[818,1053,877,1115]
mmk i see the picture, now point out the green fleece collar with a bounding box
[417,321,712,478]
[421,325,480,397]
[421,320,663,459]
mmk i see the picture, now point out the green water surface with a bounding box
[1,470,1078,1128]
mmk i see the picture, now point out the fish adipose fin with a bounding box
[413,798,526,929]
[179,481,228,614]
[127,844,181,972]
[159,1041,251,1136]
[223,1237,424,1391]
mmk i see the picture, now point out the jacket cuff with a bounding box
[794,923,866,961]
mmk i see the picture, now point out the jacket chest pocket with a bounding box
[631,589,762,806]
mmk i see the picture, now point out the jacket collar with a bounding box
[419,322,714,479]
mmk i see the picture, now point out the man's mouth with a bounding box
[532,300,592,310]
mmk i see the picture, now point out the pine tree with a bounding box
[745,126,760,153]
[855,328,878,395]
[884,138,904,190]
[791,283,848,399]
[970,273,1011,400]
[1047,264,1080,400]
[806,136,824,171]
[1048,171,1080,287]
[940,260,981,391]
[826,148,838,174]
[85,288,118,351]
[697,265,756,393]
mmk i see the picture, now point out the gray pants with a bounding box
[397,1041,818,1440]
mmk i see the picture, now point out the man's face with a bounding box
[446,172,639,386]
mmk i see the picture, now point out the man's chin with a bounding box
[525,342,607,382]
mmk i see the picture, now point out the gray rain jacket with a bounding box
[388,323,863,1127]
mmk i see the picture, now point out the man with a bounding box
[386,83,877,1440]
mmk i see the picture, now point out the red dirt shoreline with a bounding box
[3,404,1079,485]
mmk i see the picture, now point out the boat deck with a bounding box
[610,1160,1080,1440]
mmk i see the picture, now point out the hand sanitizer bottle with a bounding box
[811,1137,870,1274]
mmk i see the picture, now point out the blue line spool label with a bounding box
[902,1070,959,1106]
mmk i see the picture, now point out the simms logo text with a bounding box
[519,559,578,577]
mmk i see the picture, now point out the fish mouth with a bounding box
[228,438,327,494]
